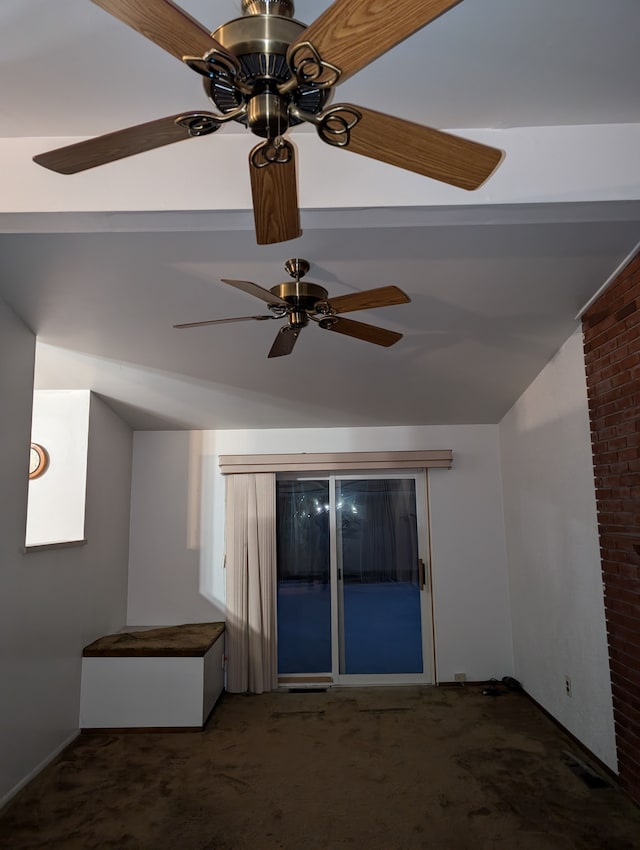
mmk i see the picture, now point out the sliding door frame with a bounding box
[277,469,435,686]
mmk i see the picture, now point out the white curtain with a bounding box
[224,472,277,693]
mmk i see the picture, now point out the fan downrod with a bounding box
[241,0,295,17]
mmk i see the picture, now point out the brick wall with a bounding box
[582,250,640,802]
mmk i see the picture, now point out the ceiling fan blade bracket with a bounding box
[318,105,363,148]
[318,316,339,329]
[313,300,334,317]
[183,47,242,82]
[280,41,342,94]
[174,103,246,134]
[268,303,289,317]
[249,137,293,168]
[174,112,223,137]
[292,104,362,148]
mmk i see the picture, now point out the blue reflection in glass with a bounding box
[276,480,331,673]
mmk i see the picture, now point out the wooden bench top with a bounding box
[83,622,225,657]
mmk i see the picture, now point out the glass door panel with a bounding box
[336,478,423,675]
[276,479,331,673]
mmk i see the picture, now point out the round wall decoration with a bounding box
[29,443,49,479]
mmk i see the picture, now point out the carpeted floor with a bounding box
[2,685,640,849]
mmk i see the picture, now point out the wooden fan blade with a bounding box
[249,140,302,245]
[288,0,461,85]
[90,0,235,65]
[174,315,278,329]
[219,279,289,307]
[268,327,300,358]
[322,317,402,347]
[324,104,504,190]
[33,113,218,174]
[327,285,410,315]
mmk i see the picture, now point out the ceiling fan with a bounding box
[173,258,410,358]
[33,0,504,246]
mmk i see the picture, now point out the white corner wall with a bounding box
[0,316,133,806]
[26,389,90,546]
[127,430,224,626]
[127,425,513,682]
[499,329,616,770]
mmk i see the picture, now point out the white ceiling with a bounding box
[1,0,639,430]
[2,0,640,136]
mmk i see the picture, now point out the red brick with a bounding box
[585,249,640,794]
[612,681,640,706]
[616,747,640,777]
[614,711,640,746]
[597,486,633,499]
[608,436,630,450]
[610,657,640,683]
[605,572,640,591]
[605,596,640,628]
[607,612,640,637]
[611,370,634,388]
[616,301,638,322]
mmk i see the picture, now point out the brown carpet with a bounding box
[2,685,640,849]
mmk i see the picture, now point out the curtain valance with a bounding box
[219,450,452,475]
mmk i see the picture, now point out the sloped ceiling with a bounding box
[0,0,639,429]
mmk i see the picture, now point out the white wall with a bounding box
[26,390,90,546]
[0,313,133,806]
[5,124,640,217]
[499,329,616,770]
[127,430,223,626]
[127,425,513,683]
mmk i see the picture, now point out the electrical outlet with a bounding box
[454,673,466,683]
[565,676,572,697]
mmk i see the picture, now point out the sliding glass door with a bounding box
[277,472,432,684]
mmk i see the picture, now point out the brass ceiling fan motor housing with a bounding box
[209,0,331,138]
[269,260,328,329]
[270,282,329,329]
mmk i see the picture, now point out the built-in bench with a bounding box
[79,622,225,731]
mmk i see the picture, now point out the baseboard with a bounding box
[81,726,204,734]
[0,730,79,811]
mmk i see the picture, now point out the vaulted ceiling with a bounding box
[1,0,639,429]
